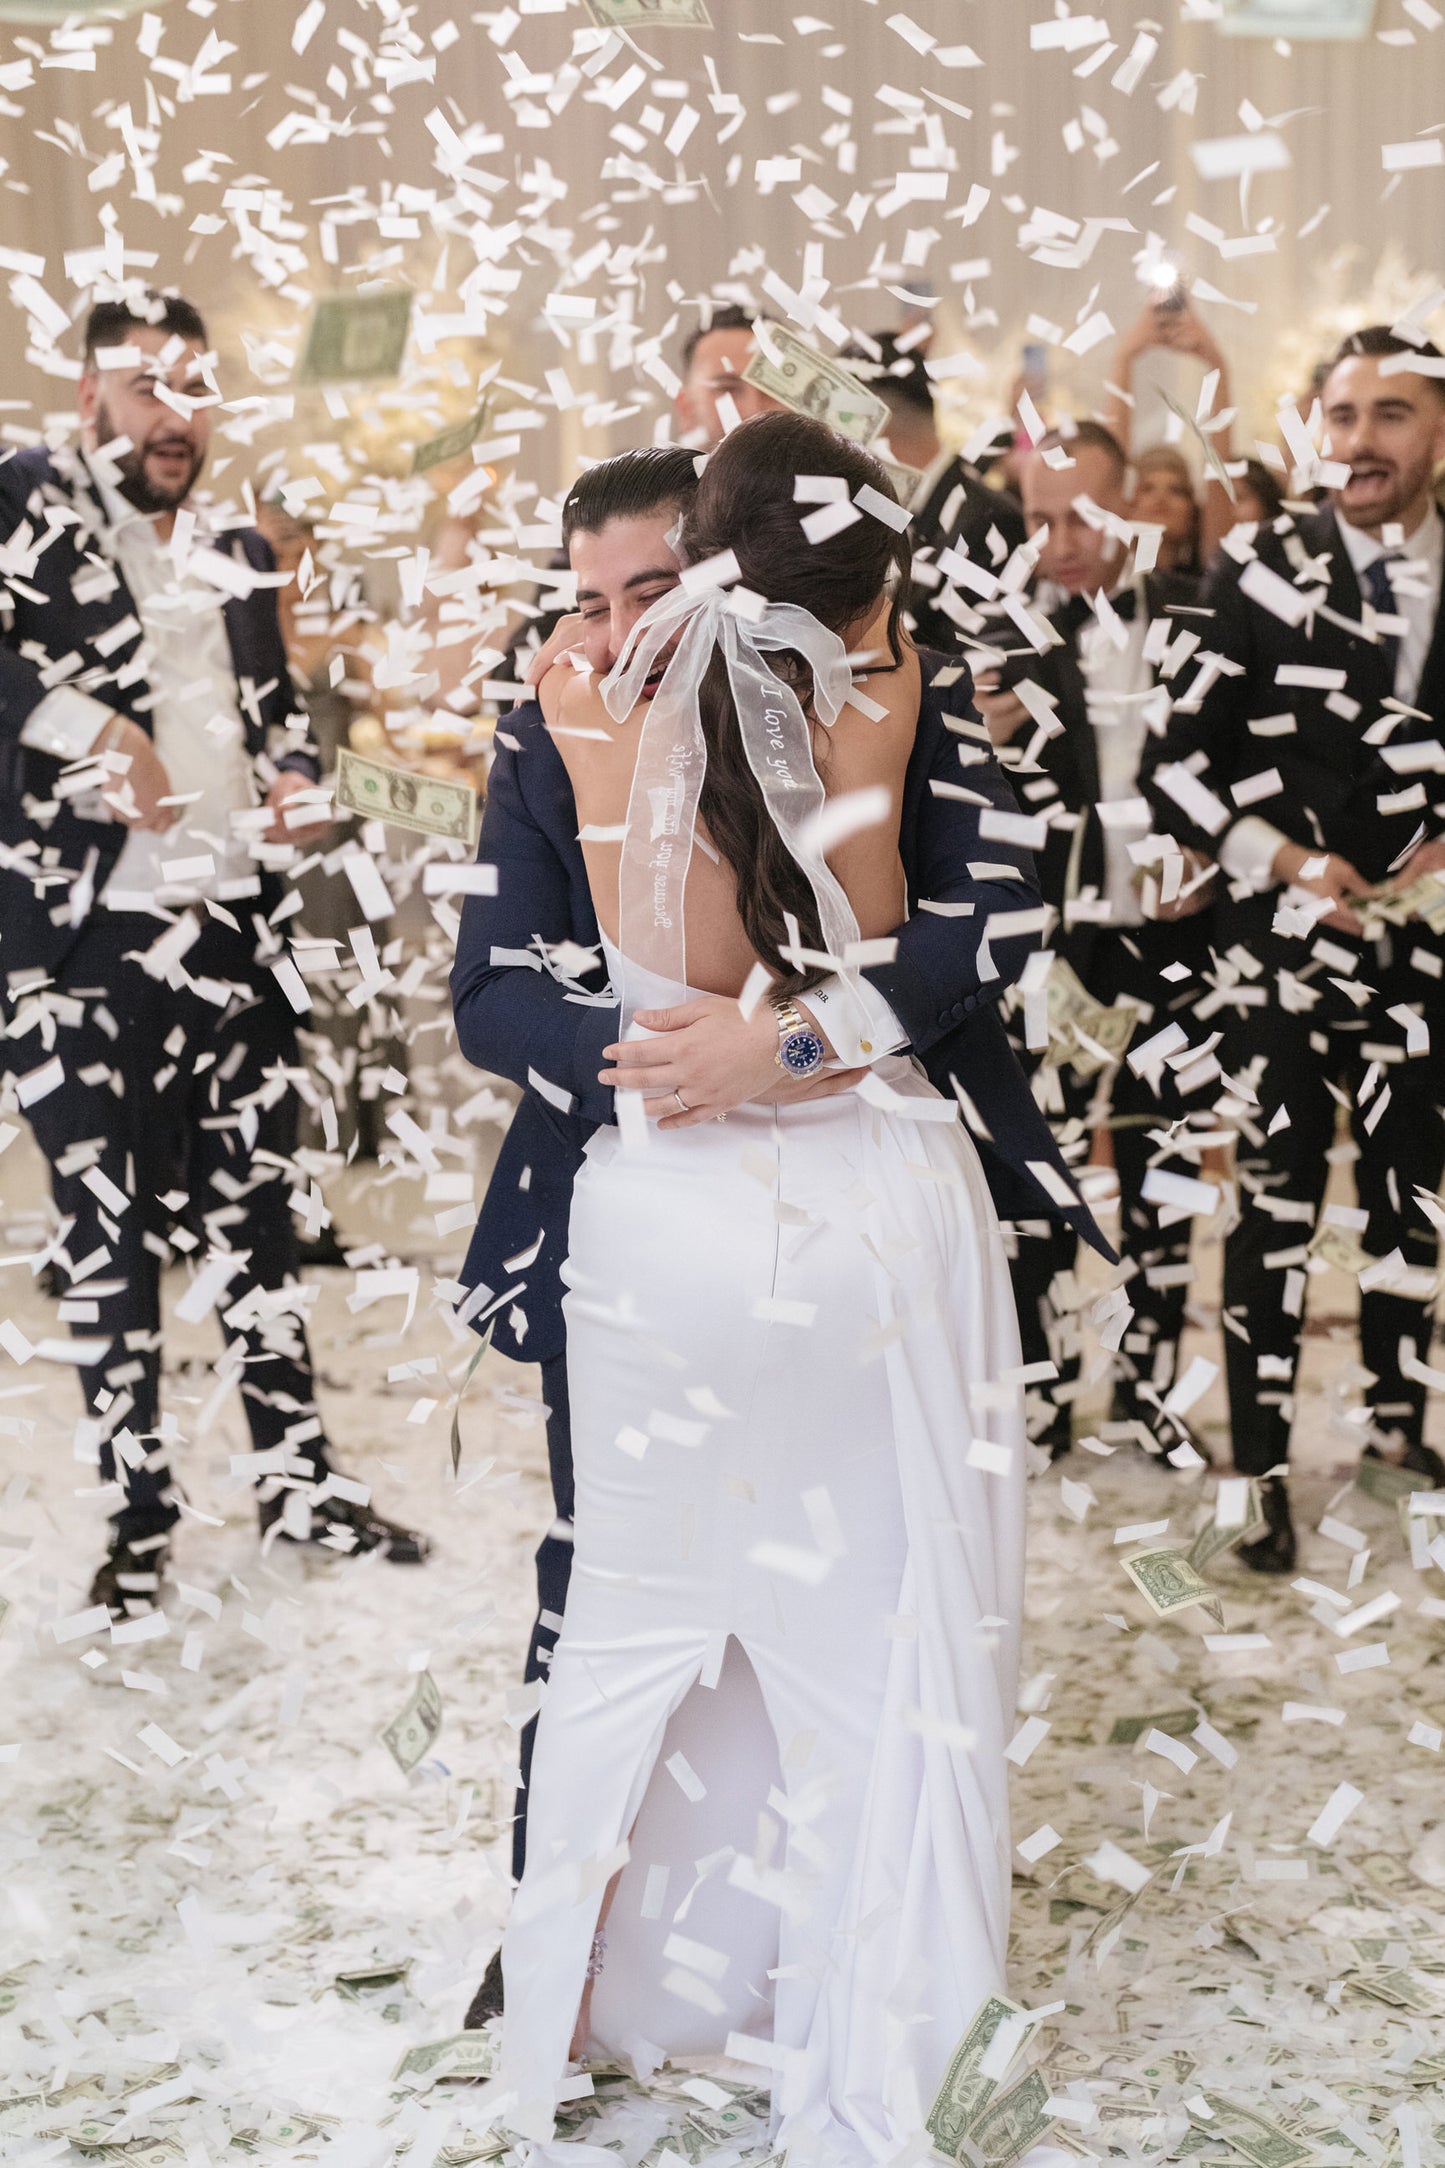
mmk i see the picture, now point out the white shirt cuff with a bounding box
[19,685,114,760]
[1217,815,1290,890]
[800,974,908,1067]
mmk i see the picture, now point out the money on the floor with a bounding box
[438,2138,511,2167]
[335,748,478,845]
[412,405,489,476]
[966,2067,1060,2167]
[1043,957,1139,1077]
[298,290,413,384]
[583,0,713,24]
[1188,2092,1312,2168]
[925,1992,1031,2157]
[334,1960,411,2005]
[391,2032,494,2086]
[1353,1453,1424,1509]
[742,323,888,445]
[1122,1546,1224,1627]
[1349,1964,1441,2014]
[380,1670,443,1775]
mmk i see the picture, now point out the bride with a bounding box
[491,413,1038,2164]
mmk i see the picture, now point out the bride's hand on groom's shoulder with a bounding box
[526,612,586,688]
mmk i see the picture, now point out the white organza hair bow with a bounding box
[599,579,867,1029]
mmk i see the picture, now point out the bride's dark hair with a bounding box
[680,409,914,992]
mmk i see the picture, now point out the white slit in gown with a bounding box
[498,936,1028,2167]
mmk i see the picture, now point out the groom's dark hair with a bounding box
[561,446,701,548]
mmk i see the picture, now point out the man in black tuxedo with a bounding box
[1142,326,1445,1570]
[975,422,1214,1460]
[841,334,1026,654]
[0,291,426,1613]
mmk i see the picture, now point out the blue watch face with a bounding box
[780,1028,826,1078]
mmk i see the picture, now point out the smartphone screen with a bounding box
[1021,341,1049,394]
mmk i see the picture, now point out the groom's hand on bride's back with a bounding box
[601,993,863,1128]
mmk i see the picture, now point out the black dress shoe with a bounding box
[260,1491,431,1564]
[297,1225,349,1269]
[1237,1473,1296,1575]
[462,1950,504,2029]
[89,1531,172,1617]
[1363,1439,1445,1487]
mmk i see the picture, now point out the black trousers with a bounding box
[1010,927,1197,1445]
[25,911,330,1542]
[511,1350,572,1884]
[1219,935,1445,1476]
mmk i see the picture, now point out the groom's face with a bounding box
[570,508,686,693]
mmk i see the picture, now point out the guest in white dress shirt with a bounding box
[973,422,1214,1463]
[1143,326,1445,1569]
[0,292,428,1613]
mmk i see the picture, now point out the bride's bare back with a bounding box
[540,622,920,998]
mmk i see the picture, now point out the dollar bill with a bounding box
[582,0,713,26]
[925,1993,1031,2157]
[1107,1707,1202,1747]
[742,323,888,445]
[335,1960,411,2003]
[1307,1223,1374,1276]
[335,747,477,845]
[381,1670,443,1775]
[1351,868,1445,937]
[1354,1453,1426,1509]
[1188,2093,1312,2168]
[391,2031,495,2086]
[1185,1482,1266,1572]
[412,405,489,476]
[874,454,922,505]
[967,2069,1059,2167]
[1042,957,1139,1078]
[1349,1964,1441,2014]
[686,2102,767,2146]
[438,2139,511,2167]
[1122,1547,1224,1627]
[299,290,413,384]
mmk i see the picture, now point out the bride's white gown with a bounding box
[498,933,1030,2167]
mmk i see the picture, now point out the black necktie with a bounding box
[1055,592,1092,643]
[1361,555,1402,687]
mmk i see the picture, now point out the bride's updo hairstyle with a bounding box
[678,409,913,992]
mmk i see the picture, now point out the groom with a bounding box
[450,444,1109,2023]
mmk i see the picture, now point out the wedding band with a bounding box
[672,1090,689,1113]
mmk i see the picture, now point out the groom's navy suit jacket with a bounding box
[451,653,1110,1366]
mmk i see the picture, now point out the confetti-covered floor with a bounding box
[2,1128,1443,2167]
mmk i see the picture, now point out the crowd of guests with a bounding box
[3,283,1443,1620]
[496,291,1445,1581]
